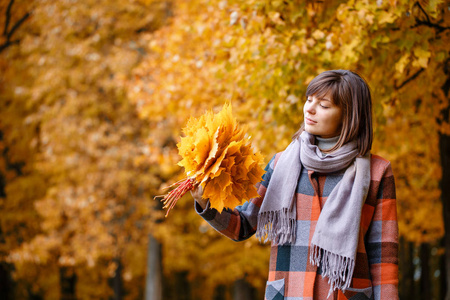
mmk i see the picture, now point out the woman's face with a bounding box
[303,92,343,138]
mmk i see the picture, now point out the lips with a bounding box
[305,117,317,125]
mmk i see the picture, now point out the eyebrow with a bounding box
[307,95,333,102]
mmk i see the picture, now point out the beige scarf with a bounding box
[256,131,371,293]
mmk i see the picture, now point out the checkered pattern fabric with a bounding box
[196,153,399,300]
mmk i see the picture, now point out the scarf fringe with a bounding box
[310,245,355,298]
[256,209,296,245]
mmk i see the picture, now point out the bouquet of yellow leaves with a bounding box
[158,103,265,217]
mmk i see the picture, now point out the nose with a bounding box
[305,101,316,115]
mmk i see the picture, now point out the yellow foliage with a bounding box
[128,0,449,296]
[1,0,449,298]
[164,103,265,213]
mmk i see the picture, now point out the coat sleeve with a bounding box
[194,154,276,241]
[366,162,399,300]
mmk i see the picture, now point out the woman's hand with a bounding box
[190,185,208,209]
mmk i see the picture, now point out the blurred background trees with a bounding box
[0,0,448,299]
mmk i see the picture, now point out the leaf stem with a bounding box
[154,178,196,217]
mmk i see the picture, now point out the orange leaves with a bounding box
[201,139,264,212]
[162,103,265,215]
[2,0,447,297]
[180,103,265,211]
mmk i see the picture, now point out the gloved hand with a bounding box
[190,184,209,209]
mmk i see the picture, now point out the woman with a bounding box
[192,70,399,300]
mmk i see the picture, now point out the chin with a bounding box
[304,128,319,136]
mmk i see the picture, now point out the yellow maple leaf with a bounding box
[157,103,265,216]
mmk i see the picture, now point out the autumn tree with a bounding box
[0,0,46,297]
[130,0,449,298]
[1,0,171,298]
[1,0,449,299]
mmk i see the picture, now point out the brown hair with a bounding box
[293,70,373,156]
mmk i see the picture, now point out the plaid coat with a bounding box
[196,153,399,300]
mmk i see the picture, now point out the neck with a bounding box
[316,135,340,151]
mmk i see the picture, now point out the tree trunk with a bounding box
[441,238,447,300]
[419,243,431,300]
[213,285,227,300]
[0,166,11,299]
[174,271,191,300]
[60,267,77,300]
[233,278,254,300]
[0,263,12,300]
[441,130,450,300]
[113,257,123,300]
[145,235,162,300]
[399,238,414,300]
[440,65,450,300]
